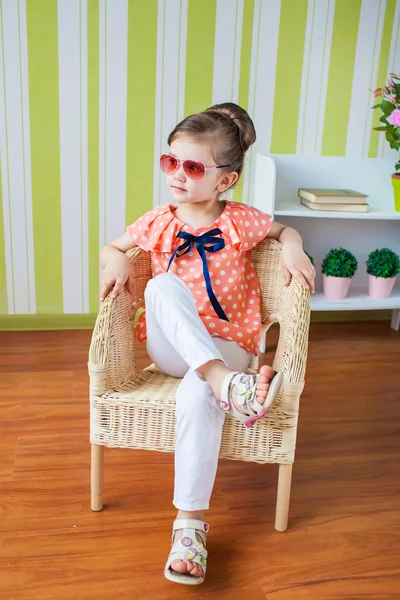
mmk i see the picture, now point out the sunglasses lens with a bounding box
[183,160,205,180]
[160,154,177,174]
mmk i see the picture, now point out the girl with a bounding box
[99,102,315,586]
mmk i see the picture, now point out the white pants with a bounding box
[145,273,254,511]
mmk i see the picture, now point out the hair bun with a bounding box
[205,102,256,153]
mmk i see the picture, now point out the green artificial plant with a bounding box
[366,248,400,278]
[321,248,358,278]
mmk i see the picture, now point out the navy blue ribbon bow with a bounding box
[167,228,229,321]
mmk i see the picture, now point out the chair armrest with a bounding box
[88,246,152,395]
[250,237,311,386]
[273,276,311,385]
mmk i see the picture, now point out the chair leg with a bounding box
[275,463,293,531]
[91,443,104,511]
[391,309,400,331]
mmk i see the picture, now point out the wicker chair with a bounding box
[89,237,311,531]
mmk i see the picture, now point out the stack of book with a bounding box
[298,189,369,213]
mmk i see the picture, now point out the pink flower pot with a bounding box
[368,274,396,299]
[323,275,352,300]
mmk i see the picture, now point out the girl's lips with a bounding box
[172,186,186,192]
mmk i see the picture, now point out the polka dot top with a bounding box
[126,201,272,355]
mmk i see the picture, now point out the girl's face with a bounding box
[166,135,236,205]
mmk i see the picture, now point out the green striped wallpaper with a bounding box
[27,0,63,314]
[88,0,99,314]
[321,0,362,156]
[270,0,308,154]
[185,0,216,116]
[0,0,399,322]
[369,0,397,157]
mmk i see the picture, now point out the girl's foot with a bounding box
[170,510,205,578]
[170,528,205,578]
[165,511,208,584]
[199,362,276,414]
[198,362,283,427]
[221,365,282,427]
[228,364,275,416]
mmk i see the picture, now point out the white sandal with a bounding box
[164,519,209,585]
[220,370,284,428]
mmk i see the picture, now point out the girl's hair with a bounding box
[167,102,256,186]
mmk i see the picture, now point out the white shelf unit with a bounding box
[311,289,400,311]
[254,154,400,331]
[275,201,400,220]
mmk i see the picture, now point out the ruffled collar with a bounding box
[129,199,266,254]
[168,201,229,233]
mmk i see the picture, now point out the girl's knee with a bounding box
[145,272,169,293]
[145,272,189,300]
[147,272,180,288]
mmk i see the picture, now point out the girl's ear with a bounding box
[216,171,239,192]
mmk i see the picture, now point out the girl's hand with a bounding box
[99,253,134,302]
[281,243,316,293]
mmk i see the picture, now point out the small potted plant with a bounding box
[366,248,400,299]
[372,72,400,211]
[321,248,358,300]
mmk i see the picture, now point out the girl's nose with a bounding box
[174,163,186,181]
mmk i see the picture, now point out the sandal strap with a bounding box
[165,520,209,573]
[220,371,283,424]
[220,372,262,420]
[173,519,209,534]
[172,519,209,547]
[234,373,264,414]
[166,543,208,569]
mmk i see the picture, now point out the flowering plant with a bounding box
[372,72,400,172]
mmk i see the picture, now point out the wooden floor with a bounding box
[0,321,399,599]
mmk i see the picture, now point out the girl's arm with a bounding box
[99,232,137,301]
[267,221,315,293]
